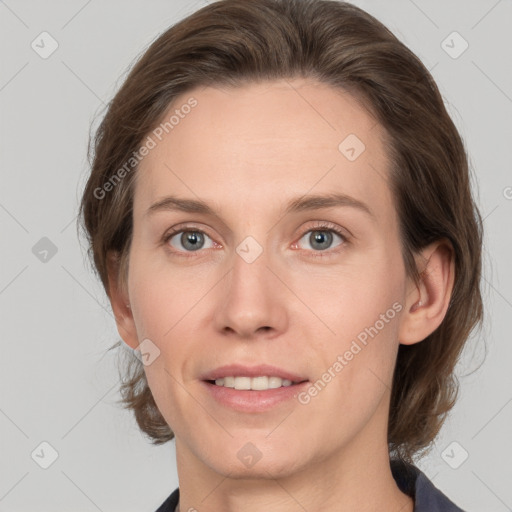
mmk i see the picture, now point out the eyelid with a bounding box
[298,220,350,238]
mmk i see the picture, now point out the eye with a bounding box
[294,223,347,253]
[164,229,216,253]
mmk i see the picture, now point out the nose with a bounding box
[213,244,288,339]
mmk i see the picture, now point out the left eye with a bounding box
[297,229,345,251]
[167,230,215,252]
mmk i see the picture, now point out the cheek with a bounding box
[293,250,404,406]
[292,257,403,345]
[127,247,208,335]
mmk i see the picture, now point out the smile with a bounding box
[210,376,303,390]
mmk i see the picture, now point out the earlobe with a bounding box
[398,240,455,346]
[106,251,139,350]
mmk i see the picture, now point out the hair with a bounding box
[78,0,484,463]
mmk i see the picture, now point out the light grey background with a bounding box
[0,0,511,511]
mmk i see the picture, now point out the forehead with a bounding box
[133,79,393,223]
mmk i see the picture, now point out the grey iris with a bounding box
[181,231,204,251]
[310,231,332,251]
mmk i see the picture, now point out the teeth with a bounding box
[213,376,295,390]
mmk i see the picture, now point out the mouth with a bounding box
[200,363,308,388]
[200,364,310,412]
[205,376,308,390]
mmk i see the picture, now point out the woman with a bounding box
[78,1,483,510]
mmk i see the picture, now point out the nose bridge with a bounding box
[214,236,287,337]
[231,237,269,292]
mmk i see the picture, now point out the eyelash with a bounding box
[161,221,349,259]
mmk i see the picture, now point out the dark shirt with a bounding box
[155,459,465,511]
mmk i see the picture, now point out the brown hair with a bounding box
[78,0,483,462]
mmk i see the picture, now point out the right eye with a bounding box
[164,229,217,253]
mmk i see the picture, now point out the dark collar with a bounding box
[391,458,466,511]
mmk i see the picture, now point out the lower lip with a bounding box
[201,380,310,412]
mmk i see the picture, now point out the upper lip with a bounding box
[200,364,308,383]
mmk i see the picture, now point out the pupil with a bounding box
[182,232,203,251]
[311,231,332,250]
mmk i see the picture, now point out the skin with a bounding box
[108,79,455,512]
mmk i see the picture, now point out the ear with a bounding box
[106,251,139,350]
[398,239,455,345]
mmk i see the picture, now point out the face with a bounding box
[124,79,410,477]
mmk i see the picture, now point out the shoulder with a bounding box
[154,487,179,512]
[391,459,466,512]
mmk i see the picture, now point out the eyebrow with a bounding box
[145,192,375,220]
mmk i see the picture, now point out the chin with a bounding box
[211,457,304,481]
[198,439,307,480]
